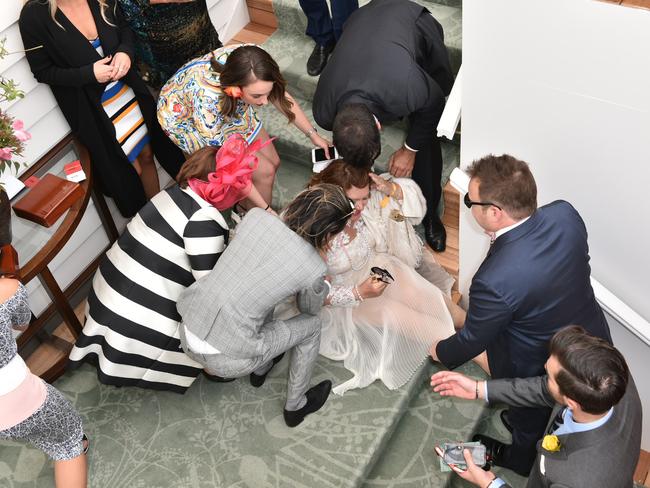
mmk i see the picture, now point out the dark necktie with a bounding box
[547,408,566,434]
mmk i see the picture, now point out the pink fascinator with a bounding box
[188,134,274,210]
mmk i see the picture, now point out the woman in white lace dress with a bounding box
[310,162,457,394]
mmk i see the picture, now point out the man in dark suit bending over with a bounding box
[431,154,611,476]
[312,0,454,252]
[431,326,641,488]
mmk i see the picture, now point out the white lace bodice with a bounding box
[325,219,376,307]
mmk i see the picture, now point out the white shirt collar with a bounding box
[494,215,530,239]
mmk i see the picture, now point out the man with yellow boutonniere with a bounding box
[430,326,641,488]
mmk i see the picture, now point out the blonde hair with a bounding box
[44,0,116,29]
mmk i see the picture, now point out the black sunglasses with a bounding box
[464,193,502,211]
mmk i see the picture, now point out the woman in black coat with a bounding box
[19,0,185,217]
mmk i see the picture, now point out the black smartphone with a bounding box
[370,266,394,284]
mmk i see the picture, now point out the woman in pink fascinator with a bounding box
[68,134,268,393]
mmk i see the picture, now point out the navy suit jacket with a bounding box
[436,201,611,379]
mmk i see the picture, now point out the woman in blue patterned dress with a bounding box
[158,44,331,211]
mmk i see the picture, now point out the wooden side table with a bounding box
[14,135,118,382]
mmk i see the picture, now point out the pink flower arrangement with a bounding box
[0,111,30,174]
[12,120,31,142]
[1,36,28,175]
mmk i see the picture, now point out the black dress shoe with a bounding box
[249,353,285,387]
[283,380,332,427]
[472,434,507,466]
[306,42,334,76]
[500,409,513,433]
[203,371,236,383]
[423,215,447,253]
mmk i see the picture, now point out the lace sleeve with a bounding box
[327,285,358,308]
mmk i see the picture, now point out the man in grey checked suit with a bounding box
[177,185,353,427]
[430,326,642,488]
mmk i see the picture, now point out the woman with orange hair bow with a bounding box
[69,134,270,393]
[158,44,331,214]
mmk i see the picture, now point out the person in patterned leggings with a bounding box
[0,191,88,487]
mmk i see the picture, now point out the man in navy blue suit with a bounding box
[431,154,611,476]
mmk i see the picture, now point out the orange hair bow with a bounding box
[223,86,242,98]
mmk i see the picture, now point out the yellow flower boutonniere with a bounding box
[542,434,561,452]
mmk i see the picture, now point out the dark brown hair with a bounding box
[0,190,12,246]
[176,146,220,188]
[549,326,628,415]
[466,154,537,219]
[309,160,371,191]
[332,104,381,169]
[282,184,352,250]
[210,45,294,122]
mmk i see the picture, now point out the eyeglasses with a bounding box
[463,193,502,210]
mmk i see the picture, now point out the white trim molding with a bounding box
[437,65,462,140]
[591,278,650,347]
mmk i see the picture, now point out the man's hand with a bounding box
[110,52,131,81]
[388,146,416,178]
[430,371,480,400]
[435,447,496,487]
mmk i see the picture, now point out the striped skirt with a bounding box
[91,38,150,162]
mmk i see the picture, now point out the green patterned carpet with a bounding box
[0,359,495,487]
[1,0,530,486]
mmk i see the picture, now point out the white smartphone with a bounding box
[311,146,339,164]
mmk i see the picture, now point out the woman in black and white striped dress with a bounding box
[70,136,272,392]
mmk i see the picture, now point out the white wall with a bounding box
[460,0,650,448]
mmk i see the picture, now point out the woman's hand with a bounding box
[357,275,388,299]
[369,173,392,194]
[310,132,332,159]
[93,56,116,83]
[369,173,403,201]
[110,52,131,81]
